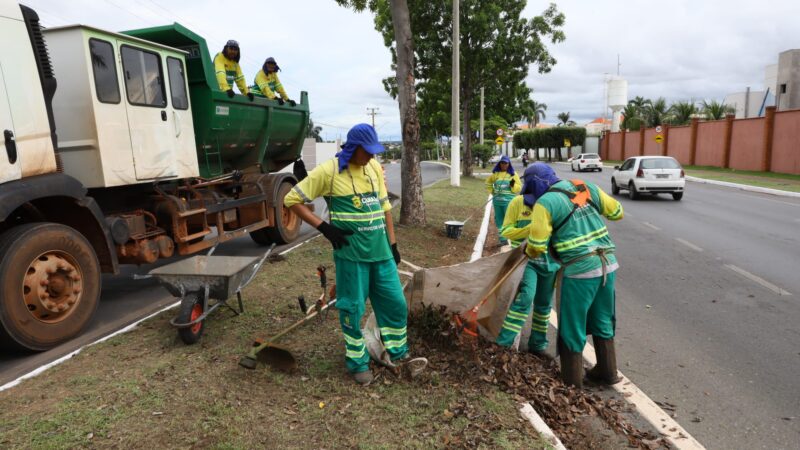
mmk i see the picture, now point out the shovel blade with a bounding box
[255,343,298,372]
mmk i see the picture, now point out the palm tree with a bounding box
[669,101,698,125]
[701,100,736,120]
[629,96,651,110]
[526,100,547,127]
[645,97,670,127]
[557,112,572,126]
[621,104,642,131]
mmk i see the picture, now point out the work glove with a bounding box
[317,221,353,250]
[510,179,516,188]
[276,97,285,105]
[288,99,297,107]
[391,243,401,265]
[247,92,255,101]
[226,89,235,98]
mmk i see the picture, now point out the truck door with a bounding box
[118,43,177,180]
[165,56,197,174]
[0,61,22,185]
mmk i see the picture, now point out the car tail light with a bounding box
[636,168,644,178]
[680,169,685,178]
[580,159,585,163]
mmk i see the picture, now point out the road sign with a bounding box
[564,138,571,147]
[496,128,504,136]
[655,134,664,144]
[655,126,663,133]
[495,137,504,145]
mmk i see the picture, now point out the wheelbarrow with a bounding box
[146,244,276,344]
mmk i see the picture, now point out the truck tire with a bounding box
[251,182,301,246]
[0,223,101,351]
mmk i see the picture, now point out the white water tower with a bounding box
[607,76,628,132]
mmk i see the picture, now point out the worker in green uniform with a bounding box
[495,164,560,356]
[213,40,253,100]
[525,164,624,388]
[251,57,295,105]
[284,124,407,386]
[485,155,521,246]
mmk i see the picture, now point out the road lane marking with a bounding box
[675,238,703,252]
[724,264,792,296]
[547,313,706,449]
[642,221,661,231]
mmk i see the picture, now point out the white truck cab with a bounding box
[0,1,58,184]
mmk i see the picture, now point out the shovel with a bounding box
[239,266,336,371]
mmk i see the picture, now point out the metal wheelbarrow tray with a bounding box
[148,245,274,344]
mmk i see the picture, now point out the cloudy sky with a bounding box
[26,0,800,140]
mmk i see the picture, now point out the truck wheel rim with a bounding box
[190,304,203,334]
[23,251,83,323]
[282,206,299,231]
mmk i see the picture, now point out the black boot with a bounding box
[557,337,584,388]
[586,336,622,385]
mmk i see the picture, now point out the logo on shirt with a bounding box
[522,210,531,217]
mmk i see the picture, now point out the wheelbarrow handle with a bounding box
[236,243,277,292]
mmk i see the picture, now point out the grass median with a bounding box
[0,176,547,449]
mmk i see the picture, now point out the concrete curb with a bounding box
[685,176,800,198]
[519,403,567,450]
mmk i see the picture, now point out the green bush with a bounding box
[472,144,495,168]
[513,127,586,150]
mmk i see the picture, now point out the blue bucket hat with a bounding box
[521,163,560,206]
[336,123,385,172]
[492,155,515,175]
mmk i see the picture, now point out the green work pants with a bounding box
[558,271,616,353]
[496,262,556,350]
[493,199,510,244]
[334,256,409,373]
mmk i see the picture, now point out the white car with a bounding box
[571,153,603,172]
[611,156,685,201]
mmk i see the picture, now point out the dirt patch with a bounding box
[409,305,671,449]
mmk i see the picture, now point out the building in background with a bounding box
[776,49,800,111]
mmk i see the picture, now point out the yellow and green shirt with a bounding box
[525,180,623,277]
[284,158,392,262]
[251,69,288,100]
[485,171,521,205]
[213,52,248,94]
[500,196,560,274]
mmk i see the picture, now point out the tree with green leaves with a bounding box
[701,100,736,120]
[307,118,323,142]
[644,97,670,127]
[557,111,575,126]
[668,100,698,126]
[523,99,547,127]
[335,0,425,225]
[371,1,564,177]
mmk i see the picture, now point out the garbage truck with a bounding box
[0,1,310,350]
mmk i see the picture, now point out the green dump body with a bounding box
[124,24,309,178]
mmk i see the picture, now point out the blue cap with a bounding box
[336,124,385,172]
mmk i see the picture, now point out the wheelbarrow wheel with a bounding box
[177,294,205,345]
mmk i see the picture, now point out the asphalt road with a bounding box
[0,161,449,387]
[549,162,800,449]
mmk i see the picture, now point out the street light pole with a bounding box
[480,87,485,145]
[450,0,460,187]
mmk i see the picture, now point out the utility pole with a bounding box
[480,87,485,145]
[366,107,380,128]
[450,0,460,187]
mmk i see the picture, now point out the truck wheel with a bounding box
[0,223,101,351]
[251,182,301,246]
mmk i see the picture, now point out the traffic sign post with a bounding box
[655,134,664,144]
[564,138,571,148]
[496,128,504,136]
[495,136,504,145]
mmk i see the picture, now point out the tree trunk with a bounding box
[390,0,425,226]
[461,93,473,177]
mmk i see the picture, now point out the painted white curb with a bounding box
[685,176,800,198]
[520,403,568,450]
[470,194,493,262]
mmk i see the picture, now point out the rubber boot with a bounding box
[586,337,622,385]
[353,370,374,386]
[557,337,583,388]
